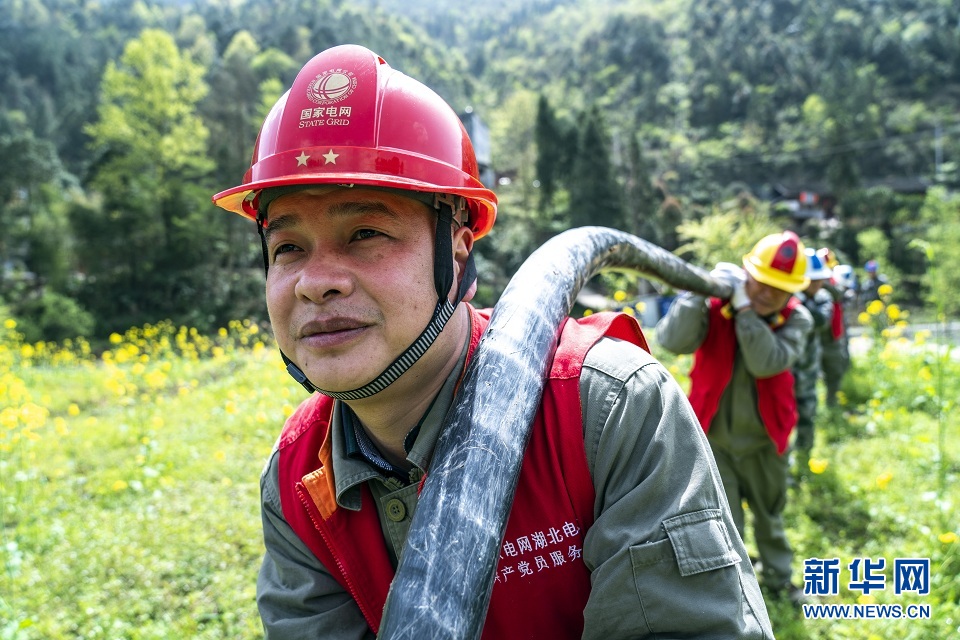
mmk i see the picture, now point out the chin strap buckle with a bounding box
[284,358,317,393]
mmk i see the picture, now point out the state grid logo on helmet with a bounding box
[307,68,358,105]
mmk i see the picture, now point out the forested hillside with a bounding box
[2,0,959,341]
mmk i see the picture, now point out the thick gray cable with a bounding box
[378,226,730,639]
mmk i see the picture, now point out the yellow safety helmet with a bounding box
[818,247,839,269]
[742,231,810,293]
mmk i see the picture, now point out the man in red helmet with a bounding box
[657,231,814,606]
[214,44,773,639]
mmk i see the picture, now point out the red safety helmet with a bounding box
[212,44,497,239]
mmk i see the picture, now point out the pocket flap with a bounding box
[662,508,740,577]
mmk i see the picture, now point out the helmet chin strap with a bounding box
[257,195,476,399]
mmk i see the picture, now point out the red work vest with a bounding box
[830,299,844,340]
[687,297,799,455]
[825,276,845,340]
[276,305,649,638]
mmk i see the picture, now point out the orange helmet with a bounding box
[212,44,497,239]
[742,231,809,293]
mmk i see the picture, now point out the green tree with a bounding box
[568,105,622,230]
[914,188,960,316]
[0,111,64,278]
[203,31,296,270]
[80,28,215,331]
[623,133,659,242]
[675,195,784,268]
[534,94,562,214]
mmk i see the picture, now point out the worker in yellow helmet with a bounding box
[657,230,814,606]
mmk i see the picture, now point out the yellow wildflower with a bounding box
[866,300,884,316]
[19,403,49,429]
[144,370,167,389]
[808,458,828,474]
[613,290,627,302]
[875,471,893,489]
[67,403,80,416]
[858,312,870,325]
[112,480,128,491]
[886,304,901,321]
[214,450,227,462]
[3,319,16,329]
[583,309,593,317]
[878,284,893,297]
[939,532,958,544]
[109,333,123,344]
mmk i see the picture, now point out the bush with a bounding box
[14,290,95,343]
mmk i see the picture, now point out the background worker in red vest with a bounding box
[817,248,851,408]
[791,248,835,481]
[212,45,773,639]
[656,231,813,606]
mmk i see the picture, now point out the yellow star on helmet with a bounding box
[322,149,339,164]
[295,152,309,166]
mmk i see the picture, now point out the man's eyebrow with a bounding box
[327,200,404,220]
[262,212,299,242]
[263,200,407,241]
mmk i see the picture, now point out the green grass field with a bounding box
[2,315,958,639]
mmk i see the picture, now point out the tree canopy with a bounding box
[1,0,958,338]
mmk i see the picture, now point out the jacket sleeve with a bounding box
[734,303,813,378]
[257,450,376,640]
[579,337,774,640]
[654,292,710,355]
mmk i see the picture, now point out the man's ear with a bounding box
[452,225,476,302]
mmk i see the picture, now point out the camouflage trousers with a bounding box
[820,334,850,407]
[794,339,821,452]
